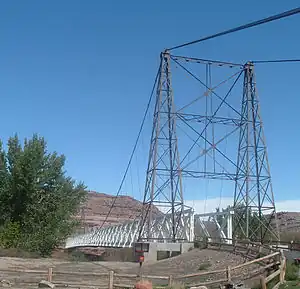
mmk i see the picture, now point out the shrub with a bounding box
[285,261,299,281]
[198,262,211,271]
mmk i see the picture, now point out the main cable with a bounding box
[252,59,300,64]
[98,65,161,230]
[168,7,300,51]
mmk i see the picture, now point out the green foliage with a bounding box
[279,280,300,288]
[285,262,299,281]
[0,134,87,256]
[267,276,280,289]
[251,262,300,289]
[198,262,211,271]
[194,238,208,249]
[68,250,89,262]
[0,222,21,248]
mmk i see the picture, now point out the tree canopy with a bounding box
[0,134,87,256]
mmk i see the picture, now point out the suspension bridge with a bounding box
[65,8,300,253]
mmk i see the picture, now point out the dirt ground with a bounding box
[0,256,135,288]
[0,249,261,288]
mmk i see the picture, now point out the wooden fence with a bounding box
[0,241,288,288]
[204,237,300,252]
[206,239,279,259]
[259,253,287,289]
[172,250,285,288]
[0,250,286,288]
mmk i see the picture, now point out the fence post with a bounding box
[281,257,287,283]
[279,252,283,283]
[47,267,53,283]
[226,266,231,283]
[279,264,283,284]
[168,275,173,287]
[233,241,237,253]
[258,244,262,257]
[260,276,267,289]
[279,250,286,284]
[108,271,114,289]
[246,242,250,256]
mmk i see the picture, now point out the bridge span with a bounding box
[65,209,233,249]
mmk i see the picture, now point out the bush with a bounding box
[194,238,208,249]
[285,261,299,281]
[68,250,89,262]
[198,262,211,271]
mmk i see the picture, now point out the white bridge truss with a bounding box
[65,209,233,249]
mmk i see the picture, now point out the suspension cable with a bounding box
[168,7,300,51]
[252,59,300,64]
[98,65,161,230]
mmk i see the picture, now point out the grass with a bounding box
[285,262,299,281]
[251,261,300,289]
[198,262,211,271]
[279,280,300,288]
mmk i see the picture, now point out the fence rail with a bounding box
[202,237,300,251]
[0,243,288,288]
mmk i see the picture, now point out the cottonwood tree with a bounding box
[0,134,86,255]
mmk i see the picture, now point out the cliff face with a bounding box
[275,211,300,233]
[77,191,161,230]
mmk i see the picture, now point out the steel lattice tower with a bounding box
[233,62,279,242]
[138,51,279,243]
[138,51,184,243]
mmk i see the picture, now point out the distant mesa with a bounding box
[76,191,161,232]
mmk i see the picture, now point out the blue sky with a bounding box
[0,1,299,210]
